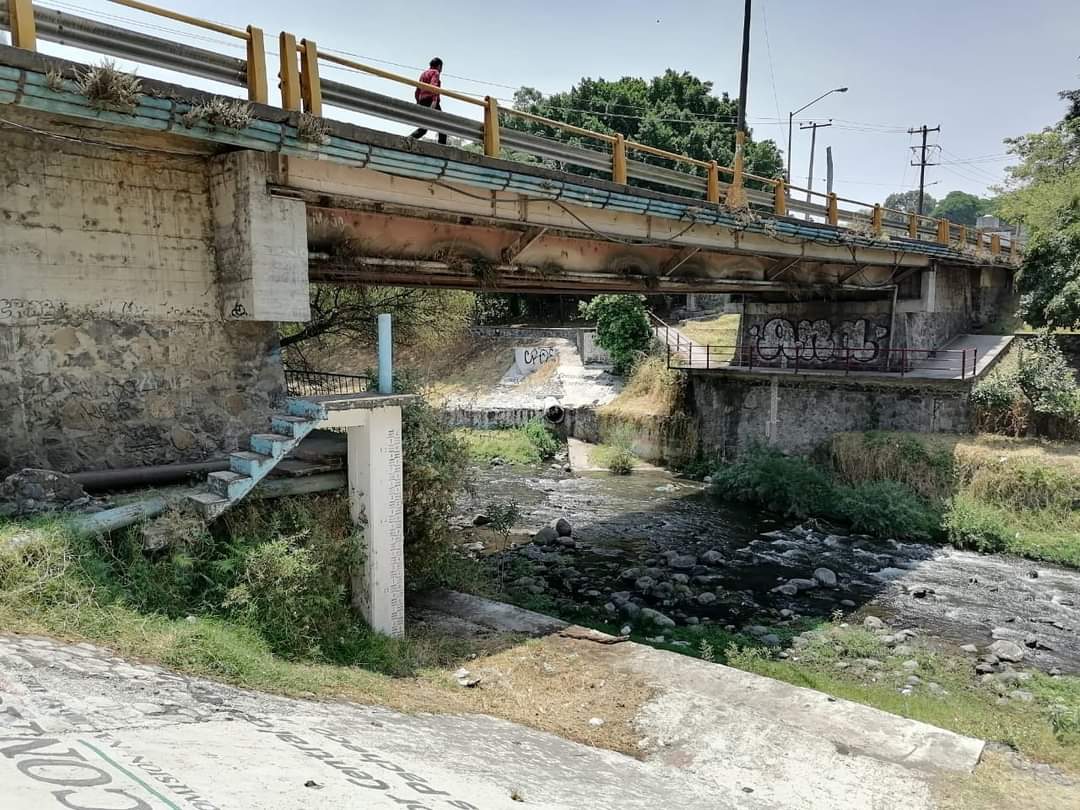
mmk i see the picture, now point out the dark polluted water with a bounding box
[453,462,1080,674]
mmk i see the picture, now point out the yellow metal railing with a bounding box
[3,0,1019,258]
[104,0,269,103]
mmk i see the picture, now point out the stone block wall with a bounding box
[689,373,971,458]
[0,115,293,475]
[0,320,281,473]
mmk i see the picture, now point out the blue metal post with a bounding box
[377,313,393,394]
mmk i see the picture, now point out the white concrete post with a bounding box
[347,406,406,637]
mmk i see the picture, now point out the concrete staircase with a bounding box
[186,399,321,520]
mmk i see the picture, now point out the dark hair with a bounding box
[430,57,443,69]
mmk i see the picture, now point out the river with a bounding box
[453,461,1080,674]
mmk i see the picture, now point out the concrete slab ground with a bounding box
[0,628,983,809]
[566,437,666,474]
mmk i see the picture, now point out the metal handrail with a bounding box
[667,343,981,379]
[284,368,372,397]
[0,0,1023,259]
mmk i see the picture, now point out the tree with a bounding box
[996,87,1080,330]
[280,284,471,365]
[582,295,652,374]
[506,71,783,188]
[930,191,992,227]
[884,189,937,215]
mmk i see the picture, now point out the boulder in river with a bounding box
[533,526,558,544]
[813,568,838,588]
[989,640,1025,663]
[554,518,573,537]
[640,608,676,628]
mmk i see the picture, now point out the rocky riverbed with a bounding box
[453,462,1080,674]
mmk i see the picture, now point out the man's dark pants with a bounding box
[410,97,447,144]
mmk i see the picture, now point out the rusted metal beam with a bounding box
[838,264,868,283]
[501,227,548,264]
[308,254,882,296]
[662,246,701,277]
[766,257,801,281]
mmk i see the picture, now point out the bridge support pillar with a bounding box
[346,406,406,638]
[210,151,310,322]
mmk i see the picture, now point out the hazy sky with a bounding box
[26,0,1080,204]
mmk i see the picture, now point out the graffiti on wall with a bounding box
[746,318,889,364]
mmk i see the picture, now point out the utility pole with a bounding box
[728,0,753,207]
[800,120,832,203]
[907,124,941,215]
[826,146,834,195]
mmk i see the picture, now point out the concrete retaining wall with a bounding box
[689,373,972,458]
[0,119,289,474]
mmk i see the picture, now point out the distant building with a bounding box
[977,215,1020,237]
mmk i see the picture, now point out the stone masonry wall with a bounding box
[689,373,971,458]
[0,119,285,474]
[0,320,281,473]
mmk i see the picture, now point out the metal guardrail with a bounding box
[0,0,1022,260]
[667,343,979,379]
[284,368,372,397]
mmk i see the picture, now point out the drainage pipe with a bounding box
[543,396,565,425]
[70,460,230,493]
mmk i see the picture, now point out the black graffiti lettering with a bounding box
[53,787,154,810]
[274,731,310,746]
[405,779,450,797]
[17,757,112,787]
[346,775,392,791]
[0,736,83,760]
[384,793,432,810]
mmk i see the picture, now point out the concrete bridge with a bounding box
[0,1,1020,475]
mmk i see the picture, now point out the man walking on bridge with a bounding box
[410,57,447,145]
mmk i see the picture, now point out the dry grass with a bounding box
[418,635,651,754]
[934,750,1080,810]
[600,355,681,418]
[76,60,141,112]
[677,313,741,355]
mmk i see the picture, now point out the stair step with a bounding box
[270,414,312,439]
[230,450,275,477]
[250,433,294,459]
[207,470,253,499]
[186,492,229,520]
[286,398,327,420]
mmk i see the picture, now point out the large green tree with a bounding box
[506,71,783,189]
[930,191,993,227]
[884,189,938,215]
[997,88,1080,329]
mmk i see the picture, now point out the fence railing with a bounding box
[647,311,697,356]
[284,368,372,397]
[668,343,980,380]
[0,0,1021,260]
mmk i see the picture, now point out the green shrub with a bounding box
[942,495,1013,553]
[521,417,560,459]
[827,432,955,502]
[835,480,939,540]
[593,422,638,475]
[594,445,635,475]
[582,295,652,374]
[966,459,1080,513]
[711,446,837,519]
[399,392,471,576]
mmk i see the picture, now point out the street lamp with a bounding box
[786,87,848,187]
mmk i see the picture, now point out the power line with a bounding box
[908,124,941,215]
[759,0,785,131]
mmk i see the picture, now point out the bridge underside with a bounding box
[283,155,939,297]
[304,201,905,296]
